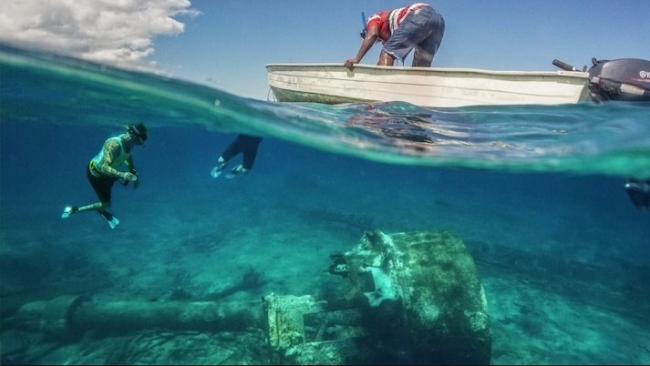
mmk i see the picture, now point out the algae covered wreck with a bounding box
[266,230,491,364]
[4,231,491,365]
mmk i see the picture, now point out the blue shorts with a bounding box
[383,6,445,67]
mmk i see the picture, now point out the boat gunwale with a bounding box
[266,63,589,80]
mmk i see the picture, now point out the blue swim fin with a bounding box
[100,210,120,229]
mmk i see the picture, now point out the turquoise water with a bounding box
[2,45,650,177]
[1,44,650,364]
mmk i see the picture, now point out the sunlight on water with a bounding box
[2,44,650,366]
[2,44,649,178]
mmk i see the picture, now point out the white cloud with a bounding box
[0,0,199,71]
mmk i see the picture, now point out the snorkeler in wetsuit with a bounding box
[61,123,147,228]
[624,179,650,211]
[210,134,263,179]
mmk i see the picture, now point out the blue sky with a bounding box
[153,0,650,100]
[2,0,648,100]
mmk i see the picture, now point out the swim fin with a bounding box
[210,157,228,179]
[225,164,247,179]
[210,165,224,178]
[100,210,120,229]
[61,206,78,219]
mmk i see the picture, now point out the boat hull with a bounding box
[267,64,591,107]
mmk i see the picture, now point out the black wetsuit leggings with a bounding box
[221,134,263,170]
[86,165,117,221]
[87,165,116,203]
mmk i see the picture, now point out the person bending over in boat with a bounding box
[61,123,147,229]
[210,134,263,179]
[345,3,445,70]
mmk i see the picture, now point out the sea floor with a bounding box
[2,173,649,364]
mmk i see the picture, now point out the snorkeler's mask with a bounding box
[127,123,148,143]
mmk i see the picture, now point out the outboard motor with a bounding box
[588,58,650,102]
[553,58,650,102]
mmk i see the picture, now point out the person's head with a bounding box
[125,123,148,145]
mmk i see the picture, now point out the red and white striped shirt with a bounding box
[367,3,431,42]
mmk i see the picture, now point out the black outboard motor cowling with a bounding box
[588,58,650,102]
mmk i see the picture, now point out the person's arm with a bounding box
[378,50,396,66]
[125,156,137,175]
[125,156,139,187]
[344,24,380,70]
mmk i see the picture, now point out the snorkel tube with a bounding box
[360,11,368,38]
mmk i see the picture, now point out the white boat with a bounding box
[266,63,592,108]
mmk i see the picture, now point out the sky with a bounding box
[1,0,649,100]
